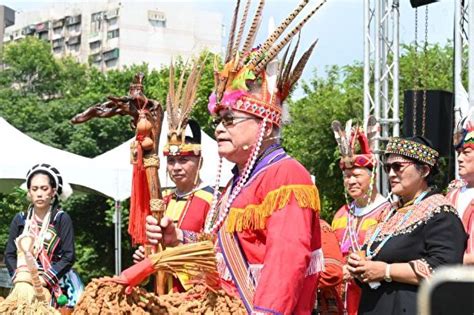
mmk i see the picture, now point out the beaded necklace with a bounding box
[204,119,267,234]
[345,207,363,252]
[365,190,429,259]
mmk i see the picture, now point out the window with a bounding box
[90,53,102,63]
[65,15,81,26]
[103,48,119,61]
[52,38,64,48]
[38,32,49,41]
[91,12,104,33]
[107,29,119,40]
[53,46,64,54]
[21,25,36,36]
[148,10,166,28]
[67,23,81,34]
[68,35,81,45]
[89,40,101,51]
[105,8,119,20]
[105,58,118,68]
[107,17,118,27]
[52,19,64,29]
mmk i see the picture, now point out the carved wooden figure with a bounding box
[71,73,167,295]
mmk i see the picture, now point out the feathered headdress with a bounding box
[454,108,474,151]
[163,60,204,156]
[208,0,327,127]
[332,116,379,170]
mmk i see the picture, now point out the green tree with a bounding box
[284,43,457,220]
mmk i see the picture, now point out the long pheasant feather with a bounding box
[233,0,251,58]
[288,38,318,88]
[281,32,301,88]
[225,0,241,63]
[241,0,265,57]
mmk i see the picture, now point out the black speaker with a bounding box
[402,90,453,157]
[410,0,438,8]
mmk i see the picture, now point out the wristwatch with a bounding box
[384,263,392,282]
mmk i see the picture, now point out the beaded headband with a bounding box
[385,137,439,167]
[208,0,327,127]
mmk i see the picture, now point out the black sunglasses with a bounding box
[212,115,257,127]
[383,161,414,173]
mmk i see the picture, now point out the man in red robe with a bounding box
[330,119,390,314]
[145,1,326,312]
[133,119,215,291]
[447,114,474,264]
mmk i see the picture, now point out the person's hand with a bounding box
[343,264,353,281]
[132,246,145,264]
[347,253,386,283]
[145,215,182,247]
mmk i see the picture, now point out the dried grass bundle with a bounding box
[0,283,58,315]
[0,235,58,314]
[149,241,219,285]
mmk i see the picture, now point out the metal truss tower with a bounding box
[364,0,400,194]
[454,0,472,125]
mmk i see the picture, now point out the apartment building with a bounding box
[0,5,15,54]
[3,1,223,71]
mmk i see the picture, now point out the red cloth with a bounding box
[114,257,155,294]
[128,136,151,246]
[317,220,344,314]
[223,158,322,315]
[446,187,474,254]
[163,188,213,232]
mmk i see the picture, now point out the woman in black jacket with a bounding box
[4,163,76,305]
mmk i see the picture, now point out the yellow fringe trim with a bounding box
[226,184,320,233]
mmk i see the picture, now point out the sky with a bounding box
[1,0,455,84]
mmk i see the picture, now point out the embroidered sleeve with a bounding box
[49,212,75,283]
[409,258,433,279]
[415,206,466,276]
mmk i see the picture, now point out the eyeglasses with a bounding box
[383,162,414,174]
[212,115,257,127]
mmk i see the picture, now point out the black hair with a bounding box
[27,170,57,190]
[185,119,201,145]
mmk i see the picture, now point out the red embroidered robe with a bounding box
[218,157,323,315]
[331,197,389,315]
[446,183,474,255]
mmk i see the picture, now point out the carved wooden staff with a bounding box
[71,73,167,295]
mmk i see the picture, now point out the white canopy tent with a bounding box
[0,117,118,197]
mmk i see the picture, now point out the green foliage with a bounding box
[0,37,215,283]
